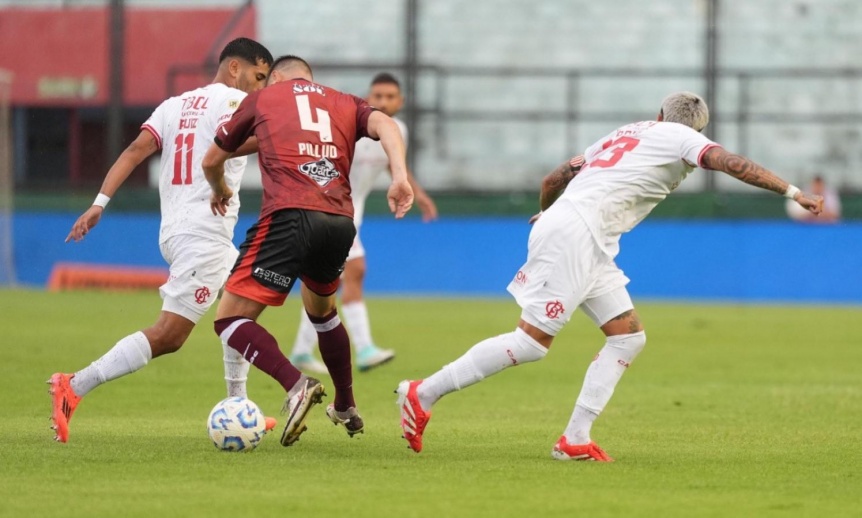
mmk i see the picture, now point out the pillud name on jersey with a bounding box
[299,142,338,158]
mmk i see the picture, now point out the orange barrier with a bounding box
[48,262,168,291]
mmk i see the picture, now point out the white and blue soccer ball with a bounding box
[207,397,266,452]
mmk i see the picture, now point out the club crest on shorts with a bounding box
[299,157,341,187]
[194,286,211,304]
[545,300,565,319]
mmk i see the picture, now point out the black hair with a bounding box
[371,72,400,89]
[270,55,313,78]
[219,37,274,67]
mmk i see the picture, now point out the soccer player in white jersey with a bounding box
[47,38,273,443]
[397,92,824,460]
[289,73,437,373]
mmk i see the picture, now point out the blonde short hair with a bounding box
[661,92,709,132]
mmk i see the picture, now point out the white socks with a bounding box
[223,342,250,398]
[70,331,153,397]
[417,328,548,410]
[341,301,373,352]
[291,310,318,357]
[564,331,646,444]
[291,301,376,356]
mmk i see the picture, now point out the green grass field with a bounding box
[1,290,860,518]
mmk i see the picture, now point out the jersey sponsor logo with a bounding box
[545,300,565,320]
[253,267,293,289]
[293,82,326,96]
[617,359,631,368]
[298,157,341,187]
[194,286,211,304]
[514,270,528,286]
[182,95,209,111]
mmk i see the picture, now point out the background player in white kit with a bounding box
[289,73,437,373]
[47,38,273,443]
[397,92,824,460]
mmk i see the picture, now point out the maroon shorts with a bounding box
[225,209,356,306]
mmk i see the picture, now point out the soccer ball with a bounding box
[206,397,266,452]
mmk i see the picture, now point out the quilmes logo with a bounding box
[299,157,341,187]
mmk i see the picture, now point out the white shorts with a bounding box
[506,207,632,335]
[158,234,239,323]
[346,232,365,262]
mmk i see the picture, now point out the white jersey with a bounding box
[349,117,408,227]
[142,83,247,246]
[560,121,719,256]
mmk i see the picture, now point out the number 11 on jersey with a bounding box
[172,132,195,185]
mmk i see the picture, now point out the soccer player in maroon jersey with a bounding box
[202,55,414,446]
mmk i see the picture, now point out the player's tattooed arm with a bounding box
[700,147,789,195]
[539,155,585,211]
[701,147,824,215]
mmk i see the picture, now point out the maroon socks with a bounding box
[214,317,302,393]
[308,310,355,411]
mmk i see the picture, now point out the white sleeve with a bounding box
[677,125,720,168]
[213,90,247,134]
[141,102,167,150]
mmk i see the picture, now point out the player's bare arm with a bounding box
[201,143,234,216]
[528,155,585,224]
[540,155,585,211]
[66,130,159,243]
[701,147,823,214]
[231,136,259,158]
[367,110,414,218]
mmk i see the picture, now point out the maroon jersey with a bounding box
[215,79,377,219]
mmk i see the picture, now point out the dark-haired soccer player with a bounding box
[49,38,274,443]
[203,55,414,446]
[289,72,437,374]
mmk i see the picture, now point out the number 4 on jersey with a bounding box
[588,136,640,169]
[296,95,333,142]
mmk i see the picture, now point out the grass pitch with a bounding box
[1,290,860,518]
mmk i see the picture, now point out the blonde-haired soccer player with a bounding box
[397,92,823,460]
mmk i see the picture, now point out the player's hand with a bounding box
[387,179,414,219]
[65,206,104,243]
[528,211,543,225]
[210,187,234,217]
[795,192,824,216]
[416,192,438,222]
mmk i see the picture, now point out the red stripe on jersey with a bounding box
[140,124,162,150]
[697,143,722,169]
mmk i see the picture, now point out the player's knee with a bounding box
[607,330,647,360]
[511,328,549,364]
[147,331,185,356]
[144,325,191,356]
